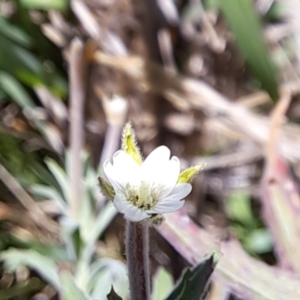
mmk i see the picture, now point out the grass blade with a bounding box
[158,212,300,299]
[219,0,278,100]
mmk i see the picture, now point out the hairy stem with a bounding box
[126,221,150,300]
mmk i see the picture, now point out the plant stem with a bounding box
[69,38,85,220]
[126,221,150,300]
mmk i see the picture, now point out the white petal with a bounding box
[141,146,180,193]
[147,199,184,214]
[165,183,192,200]
[103,160,124,191]
[114,194,149,222]
[143,146,171,166]
[148,183,191,214]
[141,146,170,182]
[158,156,180,198]
[104,150,140,188]
[112,150,138,169]
[113,151,140,183]
[113,193,131,213]
[124,206,150,222]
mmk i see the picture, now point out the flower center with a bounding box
[125,181,162,210]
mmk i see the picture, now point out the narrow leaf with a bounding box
[20,0,68,11]
[225,191,253,226]
[0,249,60,289]
[0,16,32,47]
[30,184,67,212]
[0,71,34,108]
[60,272,87,300]
[85,203,117,249]
[219,0,278,100]
[0,278,42,300]
[45,158,70,203]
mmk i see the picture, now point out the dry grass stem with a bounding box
[69,38,85,220]
[93,51,300,161]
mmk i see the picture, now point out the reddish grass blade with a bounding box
[158,211,300,299]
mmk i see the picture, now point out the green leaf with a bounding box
[0,233,29,251]
[60,272,88,300]
[45,158,70,203]
[59,217,81,261]
[0,278,43,300]
[78,181,95,244]
[165,255,215,300]
[219,0,278,100]
[30,184,67,212]
[88,259,129,299]
[0,249,60,289]
[0,30,67,97]
[107,286,123,300]
[86,203,117,246]
[80,203,117,267]
[28,160,61,187]
[245,229,273,254]
[264,2,287,23]
[0,34,43,76]
[20,0,68,11]
[153,267,173,300]
[0,71,34,108]
[225,191,253,226]
[0,16,32,47]
[0,233,67,261]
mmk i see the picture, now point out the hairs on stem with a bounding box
[126,221,150,300]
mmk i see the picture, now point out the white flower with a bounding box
[103,146,192,222]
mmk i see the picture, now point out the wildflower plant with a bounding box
[99,123,203,300]
[0,123,214,300]
[100,123,201,223]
